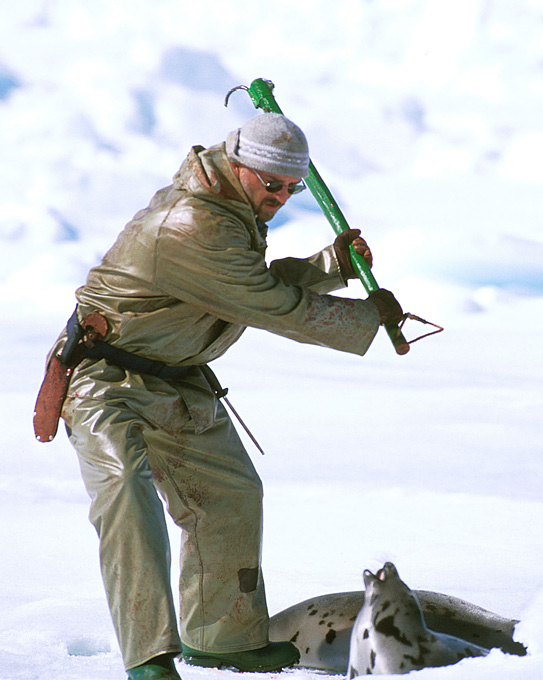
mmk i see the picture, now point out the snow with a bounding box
[0,1,542,678]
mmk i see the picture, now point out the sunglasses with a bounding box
[253,169,306,195]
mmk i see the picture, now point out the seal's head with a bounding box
[364,562,413,597]
[362,562,426,634]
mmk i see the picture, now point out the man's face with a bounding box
[234,165,303,222]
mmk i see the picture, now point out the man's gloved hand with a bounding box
[333,228,373,281]
[368,289,404,326]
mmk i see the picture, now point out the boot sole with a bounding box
[183,653,298,672]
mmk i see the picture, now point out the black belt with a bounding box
[84,341,228,397]
[59,307,228,396]
[34,309,229,444]
[84,341,194,381]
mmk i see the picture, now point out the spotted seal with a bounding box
[269,563,525,675]
[347,563,489,676]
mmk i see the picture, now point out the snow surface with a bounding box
[1,1,542,678]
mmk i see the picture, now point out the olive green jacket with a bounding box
[57,143,380,434]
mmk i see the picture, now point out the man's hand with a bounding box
[368,289,404,326]
[333,228,373,280]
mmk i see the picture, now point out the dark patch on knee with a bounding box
[238,567,259,593]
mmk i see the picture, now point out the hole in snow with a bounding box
[67,637,111,656]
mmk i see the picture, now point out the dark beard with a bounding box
[256,197,283,221]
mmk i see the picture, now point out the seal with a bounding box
[346,563,488,676]
[269,563,525,675]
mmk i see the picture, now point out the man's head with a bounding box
[227,113,309,221]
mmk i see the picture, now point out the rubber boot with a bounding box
[127,655,181,679]
[181,641,300,672]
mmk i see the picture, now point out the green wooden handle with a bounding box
[243,78,409,355]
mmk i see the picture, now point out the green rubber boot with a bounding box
[181,641,300,672]
[127,656,181,679]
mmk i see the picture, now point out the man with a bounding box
[47,113,402,679]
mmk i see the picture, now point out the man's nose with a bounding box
[275,186,291,203]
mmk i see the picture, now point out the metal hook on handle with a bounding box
[224,84,249,108]
[225,81,278,112]
[397,313,444,346]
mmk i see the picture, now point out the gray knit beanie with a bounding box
[226,113,310,178]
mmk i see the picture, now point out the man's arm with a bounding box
[154,219,381,357]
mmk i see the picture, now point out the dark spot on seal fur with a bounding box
[363,628,369,639]
[370,649,376,669]
[375,615,413,646]
[289,631,299,643]
[325,629,337,645]
[403,644,431,667]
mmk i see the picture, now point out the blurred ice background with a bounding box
[0,1,541,678]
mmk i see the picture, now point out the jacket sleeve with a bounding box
[154,211,380,357]
[268,245,346,295]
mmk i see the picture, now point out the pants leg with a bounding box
[67,399,182,670]
[67,395,268,667]
[145,400,269,653]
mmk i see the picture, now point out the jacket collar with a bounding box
[173,142,248,203]
[173,142,268,254]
